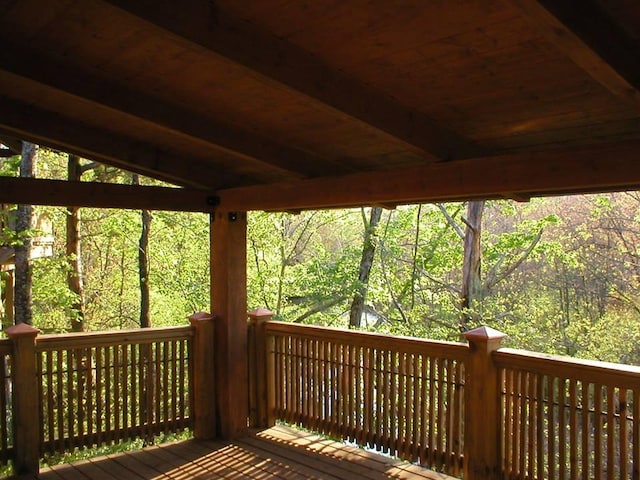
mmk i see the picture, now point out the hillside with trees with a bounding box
[2,147,640,365]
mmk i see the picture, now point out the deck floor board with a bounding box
[17,425,455,480]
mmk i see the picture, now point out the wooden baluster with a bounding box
[633,388,639,480]
[462,326,506,480]
[6,323,41,476]
[170,340,177,432]
[620,388,628,479]
[569,378,578,480]
[419,354,428,465]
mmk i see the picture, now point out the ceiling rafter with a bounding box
[0,176,215,212]
[103,0,484,161]
[217,141,640,211]
[0,41,345,179]
[0,96,218,189]
[509,0,640,104]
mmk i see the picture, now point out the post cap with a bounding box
[5,322,41,339]
[462,325,507,343]
[247,307,273,320]
[188,312,215,325]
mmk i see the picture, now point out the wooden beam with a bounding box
[0,135,22,155]
[509,0,640,104]
[217,141,640,211]
[0,41,342,179]
[0,177,216,212]
[0,96,218,189]
[104,0,483,161]
[211,210,248,438]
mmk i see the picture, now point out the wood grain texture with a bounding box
[218,141,640,211]
[210,211,248,439]
[0,177,216,212]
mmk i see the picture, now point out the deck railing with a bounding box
[248,311,640,480]
[2,313,216,476]
[270,321,467,474]
[495,348,640,480]
[36,327,193,454]
[2,309,639,479]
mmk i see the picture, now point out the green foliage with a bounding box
[0,155,20,177]
[7,147,640,366]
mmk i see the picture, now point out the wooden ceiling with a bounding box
[1,0,640,211]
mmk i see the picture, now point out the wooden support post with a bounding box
[247,308,273,428]
[5,323,40,476]
[211,211,248,439]
[188,312,216,439]
[462,326,506,480]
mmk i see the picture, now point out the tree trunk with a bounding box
[14,142,36,325]
[349,207,383,329]
[67,154,86,332]
[460,200,485,330]
[132,174,152,328]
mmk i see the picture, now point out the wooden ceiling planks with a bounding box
[508,0,640,105]
[102,0,483,161]
[0,0,639,210]
[215,0,640,154]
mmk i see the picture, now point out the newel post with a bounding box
[188,312,216,439]
[248,308,274,428]
[462,326,506,480]
[6,323,41,476]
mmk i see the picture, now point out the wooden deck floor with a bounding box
[27,425,455,480]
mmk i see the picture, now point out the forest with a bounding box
[2,146,640,366]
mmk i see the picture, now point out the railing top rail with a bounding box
[265,320,469,360]
[36,325,194,351]
[494,347,640,389]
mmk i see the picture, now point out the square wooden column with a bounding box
[211,210,248,439]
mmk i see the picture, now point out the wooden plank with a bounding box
[569,378,578,480]
[633,388,639,480]
[218,141,640,211]
[211,210,248,439]
[265,322,468,360]
[0,97,215,189]
[607,387,615,480]
[103,0,482,161]
[581,382,591,479]
[494,348,640,390]
[0,41,337,179]
[0,177,215,213]
[261,425,456,480]
[509,0,640,105]
[620,388,628,479]
[37,326,193,351]
[595,383,603,479]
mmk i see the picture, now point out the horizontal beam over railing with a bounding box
[219,141,640,211]
[0,177,217,212]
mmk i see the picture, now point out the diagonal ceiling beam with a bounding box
[0,96,219,188]
[0,176,216,212]
[509,0,640,104]
[103,0,483,161]
[217,141,640,211]
[0,40,343,179]
[0,135,22,155]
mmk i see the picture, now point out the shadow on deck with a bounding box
[23,425,454,479]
